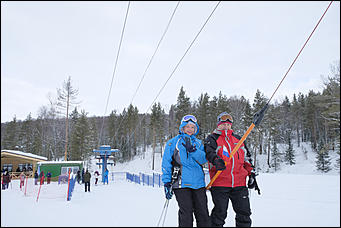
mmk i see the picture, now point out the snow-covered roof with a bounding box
[37,161,83,165]
[1,149,48,161]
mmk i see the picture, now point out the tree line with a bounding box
[1,62,339,172]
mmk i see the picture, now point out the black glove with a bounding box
[247,172,256,189]
[164,182,173,200]
[248,172,261,195]
[182,137,196,153]
[212,157,226,171]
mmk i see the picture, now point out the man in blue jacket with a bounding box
[162,114,210,227]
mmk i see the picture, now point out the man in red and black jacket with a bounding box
[204,112,256,227]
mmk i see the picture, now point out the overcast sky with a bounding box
[1,1,340,123]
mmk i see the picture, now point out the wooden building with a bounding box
[1,149,48,178]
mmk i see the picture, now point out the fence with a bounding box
[118,171,163,187]
[113,169,210,188]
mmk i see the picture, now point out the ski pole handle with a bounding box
[206,123,256,190]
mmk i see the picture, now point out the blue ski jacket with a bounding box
[161,119,207,189]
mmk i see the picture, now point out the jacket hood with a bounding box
[179,119,199,136]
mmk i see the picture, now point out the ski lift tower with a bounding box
[93,145,119,183]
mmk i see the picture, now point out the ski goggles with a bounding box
[181,115,197,123]
[217,112,233,123]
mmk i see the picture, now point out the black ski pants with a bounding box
[85,182,90,192]
[173,187,210,227]
[210,186,252,227]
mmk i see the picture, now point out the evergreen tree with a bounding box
[292,93,301,147]
[216,91,229,115]
[271,139,282,171]
[19,113,34,153]
[126,104,139,158]
[117,109,129,161]
[208,95,218,131]
[88,118,99,154]
[284,130,295,165]
[140,115,148,158]
[265,103,281,167]
[175,86,191,127]
[315,139,332,173]
[69,110,91,161]
[150,102,164,170]
[227,95,246,136]
[242,99,253,133]
[298,92,308,142]
[1,116,18,150]
[32,116,44,157]
[107,110,118,147]
[168,104,177,139]
[335,136,340,172]
[305,91,320,149]
[195,92,210,140]
[252,89,268,160]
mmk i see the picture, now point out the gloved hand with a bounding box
[182,137,196,153]
[212,157,226,171]
[164,182,173,200]
[247,172,256,189]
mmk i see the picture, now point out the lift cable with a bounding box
[130,1,181,105]
[98,1,131,146]
[112,1,181,142]
[121,1,221,150]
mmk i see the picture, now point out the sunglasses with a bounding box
[218,113,233,123]
[182,115,197,123]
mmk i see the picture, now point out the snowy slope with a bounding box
[1,142,340,227]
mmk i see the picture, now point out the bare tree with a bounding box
[56,76,80,161]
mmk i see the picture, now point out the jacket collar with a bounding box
[213,128,233,136]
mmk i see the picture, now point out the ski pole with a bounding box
[206,104,268,190]
[161,199,170,227]
[157,199,169,227]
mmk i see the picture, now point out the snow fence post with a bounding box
[67,169,71,201]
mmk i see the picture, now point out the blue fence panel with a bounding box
[134,174,140,184]
[126,172,132,182]
[124,172,166,188]
[153,173,162,187]
[140,173,155,187]
[126,172,141,185]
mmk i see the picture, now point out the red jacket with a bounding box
[205,129,253,188]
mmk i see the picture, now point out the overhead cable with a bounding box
[98,1,131,146]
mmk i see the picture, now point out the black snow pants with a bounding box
[173,187,210,227]
[85,182,90,192]
[210,186,252,227]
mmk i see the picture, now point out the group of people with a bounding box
[1,167,106,192]
[162,112,259,227]
[1,171,11,190]
[33,170,52,185]
[75,168,108,192]
[2,169,52,190]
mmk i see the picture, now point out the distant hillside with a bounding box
[86,140,339,176]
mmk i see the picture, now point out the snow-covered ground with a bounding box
[1,142,340,227]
